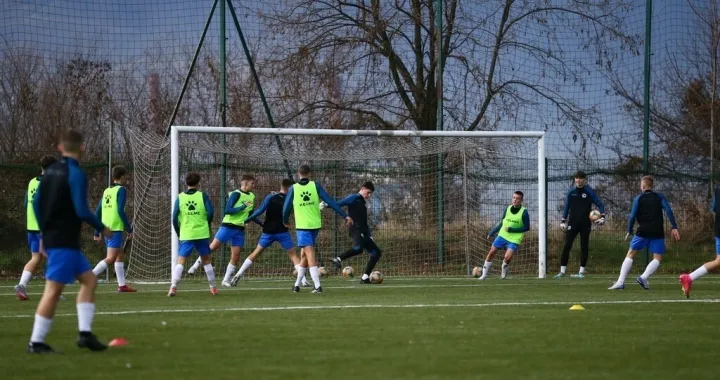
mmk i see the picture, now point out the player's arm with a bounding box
[203,192,214,228]
[172,198,180,236]
[626,195,640,235]
[244,194,271,226]
[117,187,133,233]
[23,191,28,209]
[488,214,503,238]
[93,199,102,237]
[317,184,348,218]
[282,186,294,224]
[712,194,716,213]
[586,186,606,214]
[337,193,359,207]
[32,186,41,232]
[224,191,247,215]
[561,188,572,221]
[68,167,106,233]
[659,193,678,229]
[507,210,530,233]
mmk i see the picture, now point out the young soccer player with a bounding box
[229,178,308,288]
[28,130,111,353]
[330,181,382,284]
[479,191,530,280]
[554,170,606,279]
[283,165,353,293]
[608,176,679,290]
[679,185,720,298]
[91,165,136,292]
[15,155,57,301]
[169,172,216,296]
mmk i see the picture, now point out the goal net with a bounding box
[126,126,547,282]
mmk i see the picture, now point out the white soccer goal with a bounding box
[126,126,547,281]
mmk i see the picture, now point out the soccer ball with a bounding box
[589,209,601,222]
[319,267,328,277]
[342,266,354,278]
[369,270,384,284]
[472,266,481,278]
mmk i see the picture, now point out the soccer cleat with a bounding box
[478,275,487,281]
[553,273,565,278]
[360,277,371,284]
[608,283,625,290]
[168,287,177,297]
[187,266,197,275]
[679,273,692,298]
[635,276,649,290]
[293,286,300,293]
[221,280,232,288]
[27,342,58,354]
[210,287,218,296]
[312,286,323,294]
[117,285,137,293]
[15,284,28,301]
[501,267,509,279]
[571,273,585,279]
[301,280,312,288]
[331,257,342,271]
[77,333,108,351]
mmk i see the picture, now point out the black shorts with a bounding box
[350,228,380,253]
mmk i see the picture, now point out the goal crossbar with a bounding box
[170,125,547,278]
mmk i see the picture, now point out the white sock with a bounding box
[77,302,95,332]
[617,258,633,284]
[223,264,237,282]
[301,275,310,284]
[361,273,369,280]
[237,259,253,278]
[294,266,307,287]
[171,264,184,287]
[640,259,660,280]
[560,266,566,274]
[204,264,216,288]
[579,266,586,274]
[309,266,321,288]
[690,265,709,281]
[114,262,126,286]
[502,261,509,271]
[482,261,492,277]
[19,270,32,286]
[191,257,202,271]
[92,260,108,276]
[30,314,53,343]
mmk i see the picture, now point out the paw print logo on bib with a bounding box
[301,191,312,202]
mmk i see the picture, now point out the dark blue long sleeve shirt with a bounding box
[244,194,274,226]
[489,206,530,236]
[94,185,132,235]
[172,189,214,236]
[627,191,678,234]
[283,179,348,224]
[224,191,252,215]
[562,185,605,220]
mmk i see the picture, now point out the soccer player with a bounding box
[28,130,111,353]
[679,185,720,298]
[608,176,679,290]
[169,172,216,296]
[228,178,308,288]
[554,170,606,279]
[91,165,136,292]
[283,165,353,293]
[479,191,530,280]
[329,181,383,284]
[15,155,57,301]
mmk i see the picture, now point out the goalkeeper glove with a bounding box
[596,214,606,225]
[319,201,328,210]
[560,219,567,231]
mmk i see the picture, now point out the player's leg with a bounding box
[636,239,665,290]
[294,247,309,292]
[231,244,265,286]
[169,242,193,296]
[108,233,136,292]
[298,230,322,293]
[681,239,720,297]
[610,238,642,289]
[16,233,43,300]
[360,236,382,283]
[91,232,122,276]
[480,237,505,280]
[332,229,365,270]
[196,240,216,294]
[222,229,245,286]
[501,245,517,279]
[572,226,591,278]
[557,228,580,278]
[27,278,64,353]
[75,268,107,351]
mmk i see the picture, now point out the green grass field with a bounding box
[2,275,720,380]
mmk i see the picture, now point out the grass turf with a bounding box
[1,275,719,380]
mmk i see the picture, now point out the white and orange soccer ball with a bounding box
[369,270,384,284]
[319,267,329,277]
[342,266,354,278]
[589,209,602,222]
[472,266,482,278]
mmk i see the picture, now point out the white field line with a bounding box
[1,298,718,318]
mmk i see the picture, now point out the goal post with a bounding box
[167,126,547,278]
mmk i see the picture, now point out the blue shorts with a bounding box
[27,232,41,253]
[296,230,319,248]
[258,232,294,251]
[45,248,92,284]
[492,236,519,251]
[715,237,720,255]
[105,232,124,249]
[179,239,211,257]
[214,227,245,247]
[629,236,666,254]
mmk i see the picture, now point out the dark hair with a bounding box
[281,178,295,189]
[112,165,128,180]
[61,130,84,153]
[361,181,375,192]
[241,174,255,182]
[574,170,587,179]
[185,172,201,187]
[514,191,524,199]
[40,155,57,170]
[298,165,311,176]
